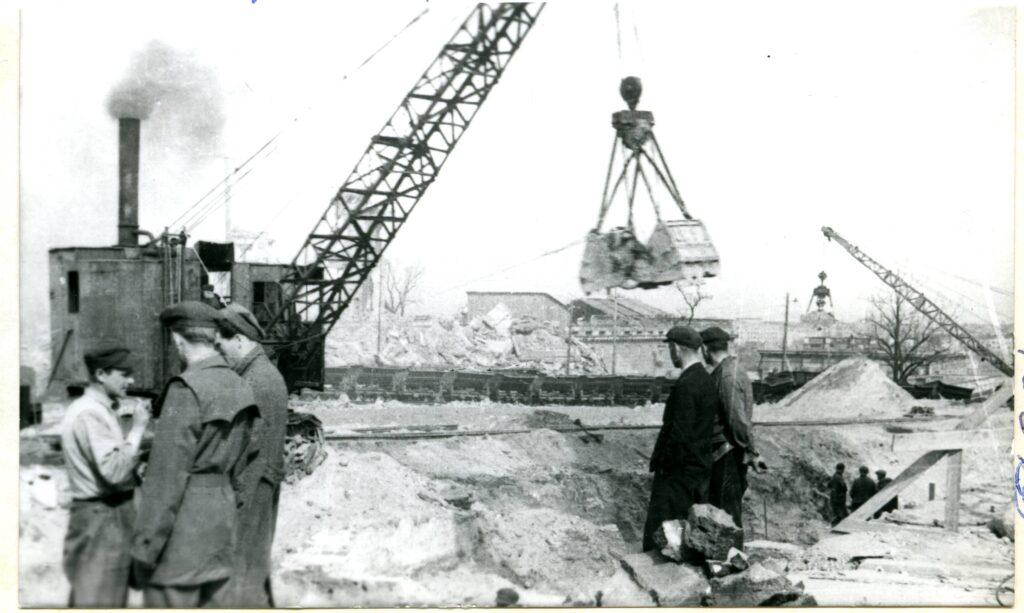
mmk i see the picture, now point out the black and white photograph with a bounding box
[12,1,1018,608]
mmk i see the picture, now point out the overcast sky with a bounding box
[19,1,1015,350]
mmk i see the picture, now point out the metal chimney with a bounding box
[117,118,140,246]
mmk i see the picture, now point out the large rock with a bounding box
[653,520,685,562]
[706,562,805,607]
[620,551,710,606]
[683,504,743,561]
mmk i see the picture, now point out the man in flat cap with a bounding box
[643,326,718,551]
[849,465,877,513]
[130,301,260,608]
[873,469,898,519]
[700,326,758,540]
[60,347,149,607]
[214,304,289,607]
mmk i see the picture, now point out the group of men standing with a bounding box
[643,324,760,551]
[828,463,898,525]
[59,301,289,608]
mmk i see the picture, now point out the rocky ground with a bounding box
[18,390,1015,607]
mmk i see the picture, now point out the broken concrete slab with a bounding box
[683,504,743,561]
[653,519,684,562]
[620,551,710,606]
[726,547,749,572]
[707,562,804,607]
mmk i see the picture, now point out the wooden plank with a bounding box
[953,382,1013,431]
[835,449,950,529]
[944,450,963,531]
[892,429,999,452]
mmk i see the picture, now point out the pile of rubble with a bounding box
[325,305,605,375]
[622,504,815,606]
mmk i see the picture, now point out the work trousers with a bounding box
[143,579,229,608]
[62,493,135,608]
[642,470,707,552]
[225,480,281,607]
[709,447,748,539]
[830,501,849,526]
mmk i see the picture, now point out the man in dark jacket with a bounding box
[642,326,718,551]
[873,469,898,518]
[700,326,758,536]
[829,463,849,526]
[130,301,260,608]
[215,304,290,607]
[850,465,877,512]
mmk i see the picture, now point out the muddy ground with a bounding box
[18,399,1014,607]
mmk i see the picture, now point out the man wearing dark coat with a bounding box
[700,326,758,538]
[130,301,260,608]
[873,469,898,519]
[829,463,849,526]
[215,304,290,607]
[642,326,717,551]
[850,465,877,512]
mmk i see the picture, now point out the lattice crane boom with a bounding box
[263,3,544,388]
[821,226,1013,378]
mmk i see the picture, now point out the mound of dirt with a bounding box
[757,357,914,422]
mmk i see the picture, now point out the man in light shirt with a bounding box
[60,347,150,607]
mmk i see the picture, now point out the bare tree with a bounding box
[674,279,712,324]
[381,259,424,316]
[867,290,947,385]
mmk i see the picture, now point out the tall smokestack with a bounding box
[117,118,140,246]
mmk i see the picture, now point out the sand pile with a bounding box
[756,357,914,422]
[325,308,605,375]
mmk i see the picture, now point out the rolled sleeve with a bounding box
[73,412,140,487]
[131,382,200,566]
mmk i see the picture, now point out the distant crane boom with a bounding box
[821,226,1013,378]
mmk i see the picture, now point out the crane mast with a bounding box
[263,3,544,388]
[821,226,1013,378]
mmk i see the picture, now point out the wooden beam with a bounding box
[892,429,999,453]
[953,382,1013,431]
[835,450,950,529]
[944,450,963,531]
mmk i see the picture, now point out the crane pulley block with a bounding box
[580,76,719,294]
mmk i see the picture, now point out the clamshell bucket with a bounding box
[580,227,648,293]
[635,219,720,288]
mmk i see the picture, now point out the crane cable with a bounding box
[166,4,437,236]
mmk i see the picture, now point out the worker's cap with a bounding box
[159,300,221,331]
[662,326,703,349]
[699,326,733,344]
[216,303,265,341]
[835,462,845,471]
[875,469,887,477]
[84,347,133,374]
[859,465,870,474]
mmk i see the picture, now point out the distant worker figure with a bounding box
[850,465,877,513]
[700,326,759,539]
[643,326,718,551]
[828,463,849,526]
[215,304,289,607]
[873,469,898,519]
[131,301,260,608]
[60,347,150,607]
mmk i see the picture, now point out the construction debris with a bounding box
[706,562,806,607]
[326,311,605,375]
[283,411,328,482]
[653,519,685,562]
[726,547,750,571]
[619,551,709,606]
[682,504,743,561]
